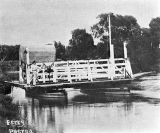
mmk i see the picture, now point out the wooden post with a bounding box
[53,66,56,82]
[75,62,78,81]
[19,47,24,83]
[126,59,133,78]
[108,14,115,80]
[124,41,128,78]
[110,44,115,80]
[42,69,45,83]
[19,61,23,83]
[67,62,72,83]
[25,48,30,84]
[108,14,112,59]
[78,69,81,81]
[88,61,92,81]
[123,41,133,78]
[123,41,127,59]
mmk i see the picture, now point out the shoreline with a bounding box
[133,71,155,79]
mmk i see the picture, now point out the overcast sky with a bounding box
[0,0,159,46]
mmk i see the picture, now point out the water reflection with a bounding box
[72,90,160,105]
[16,94,160,133]
[20,98,66,133]
[9,73,160,133]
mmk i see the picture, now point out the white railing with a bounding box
[26,58,133,84]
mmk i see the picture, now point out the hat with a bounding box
[32,61,36,64]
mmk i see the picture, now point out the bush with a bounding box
[0,94,19,118]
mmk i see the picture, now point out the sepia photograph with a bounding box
[0,0,160,133]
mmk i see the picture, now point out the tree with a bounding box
[0,44,19,61]
[54,41,66,60]
[68,29,95,60]
[0,45,9,61]
[95,42,109,59]
[91,13,159,72]
[91,13,140,58]
[149,17,160,49]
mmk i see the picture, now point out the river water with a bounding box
[9,73,160,133]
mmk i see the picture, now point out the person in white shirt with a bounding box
[31,61,38,85]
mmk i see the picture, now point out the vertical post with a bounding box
[110,44,114,80]
[123,41,133,78]
[25,48,30,84]
[53,65,57,82]
[78,69,81,81]
[123,41,127,59]
[75,62,78,81]
[108,13,114,80]
[67,61,72,83]
[108,14,112,59]
[19,47,24,83]
[19,61,23,83]
[123,41,128,78]
[43,69,45,83]
[88,61,92,81]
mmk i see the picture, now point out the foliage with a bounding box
[149,17,160,34]
[149,17,160,49]
[127,26,157,72]
[90,13,160,72]
[92,13,139,40]
[68,29,95,60]
[95,42,109,59]
[91,13,141,58]
[54,41,66,60]
[0,94,19,133]
[0,45,19,61]
[0,94,19,118]
[0,61,19,81]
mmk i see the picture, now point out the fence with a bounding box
[25,58,133,84]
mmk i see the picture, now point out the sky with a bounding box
[0,0,160,46]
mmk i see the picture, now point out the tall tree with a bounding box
[91,13,140,58]
[68,29,95,60]
[149,17,160,49]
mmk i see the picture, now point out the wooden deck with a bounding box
[1,78,131,91]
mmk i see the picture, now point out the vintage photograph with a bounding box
[0,0,160,133]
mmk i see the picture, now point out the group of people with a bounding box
[22,60,54,85]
